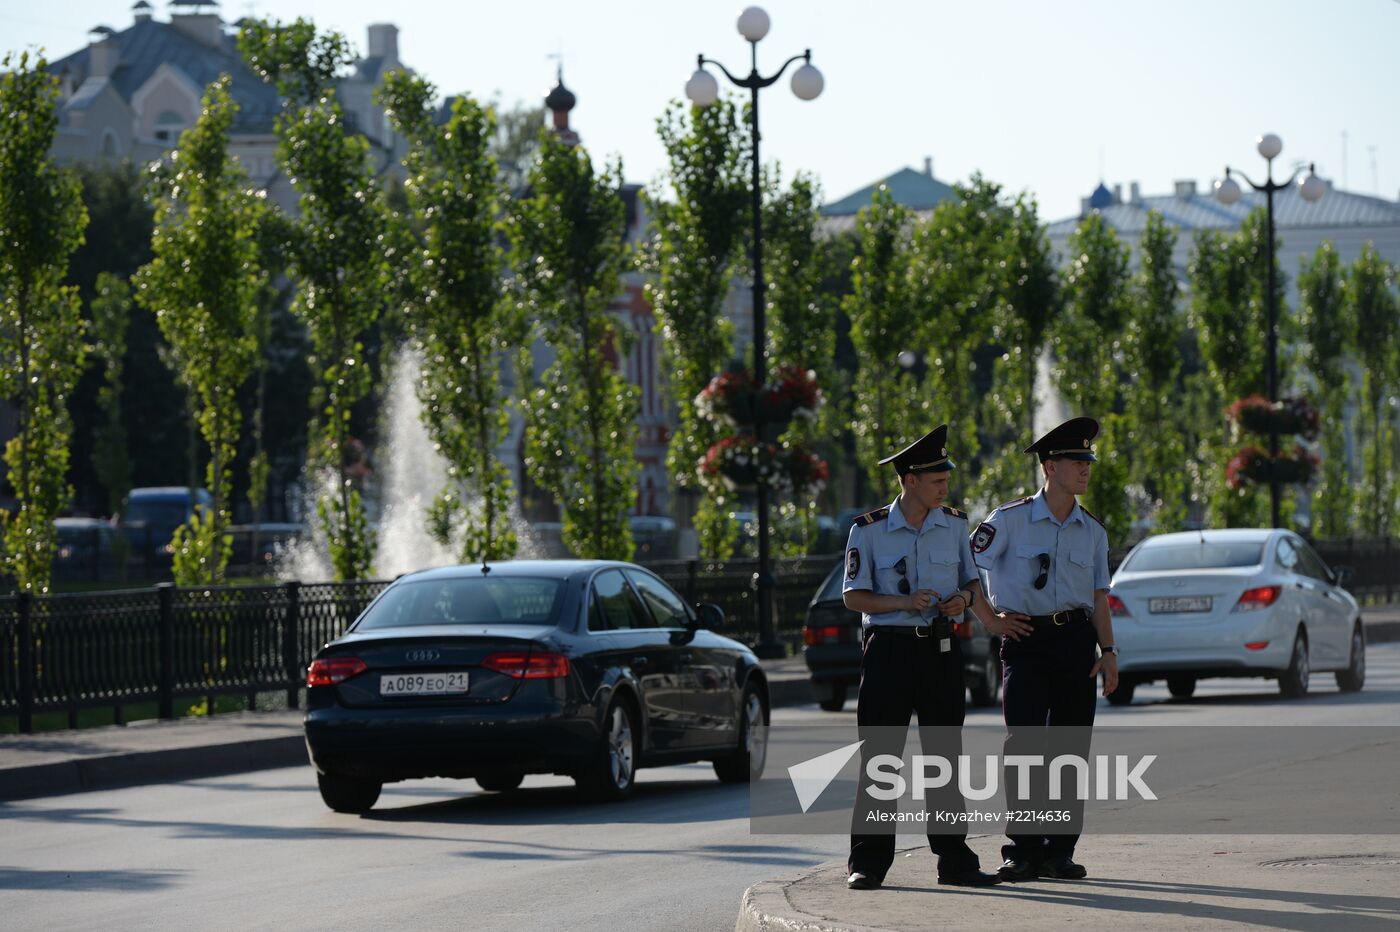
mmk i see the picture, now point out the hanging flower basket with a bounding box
[1227,395,1320,441]
[695,366,824,430]
[699,435,784,491]
[1226,444,1319,489]
[782,444,830,500]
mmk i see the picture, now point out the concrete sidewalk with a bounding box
[0,655,815,801]
[735,836,1400,931]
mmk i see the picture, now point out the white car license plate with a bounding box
[381,671,469,696]
[1148,596,1212,614]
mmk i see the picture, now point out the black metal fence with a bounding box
[0,581,388,733]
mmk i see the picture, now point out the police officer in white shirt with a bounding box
[843,424,1032,891]
[970,416,1119,882]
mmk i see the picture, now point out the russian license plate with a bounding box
[1149,596,1212,614]
[381,671,469,696]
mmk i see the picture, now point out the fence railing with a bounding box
[0,581,388,733]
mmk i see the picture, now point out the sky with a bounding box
[5,0,1400,222]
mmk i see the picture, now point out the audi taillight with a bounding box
[804,624,853,646]
[481,651,570,678]
[1232,586,1281,613]
[307,656,367,686]
[1107,594,1130,617]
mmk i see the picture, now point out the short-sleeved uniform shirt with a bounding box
[843,497,980,628]
[970,489,1110,616]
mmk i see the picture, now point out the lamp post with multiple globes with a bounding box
[685,6,823,658]
[1213,134,1326,529]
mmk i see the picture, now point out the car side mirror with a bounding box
[1332,565,1354,588]
[695,603,724,631]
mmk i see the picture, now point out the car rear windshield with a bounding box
[356,577,565,629]
[1122,541,1264,572]
[815,563,845,603]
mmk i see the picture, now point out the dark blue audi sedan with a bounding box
[304,560,769,812]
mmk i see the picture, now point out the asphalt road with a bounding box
[3,644,1398,932]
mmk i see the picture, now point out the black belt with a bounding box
[1026,608,1091,626]
[865,619,956,639]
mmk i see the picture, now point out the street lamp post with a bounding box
[1214,134,1326,529]
[686,6,823,659]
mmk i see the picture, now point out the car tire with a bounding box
[1335,625,1365,693]
[1106,681,1135,706]
[715,683,769,784]
[817,683,847,713]
[316,771,381,813]
[1167,676,1197,699]
[969,649,1001,708]
[1279,631,1310,699]
[476,772,525,793]
[576,695,639,802]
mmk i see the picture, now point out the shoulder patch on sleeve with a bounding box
[941,505,968,520]
[1080,505,1106,530]
[846,547,861,580]
[853,506,891,527]
[971,522,996,554]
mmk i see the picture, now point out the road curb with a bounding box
[735,873,893,932]
[0,735,306,802]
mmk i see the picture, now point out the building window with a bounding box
[100,130,119,157]
[154,109,185,143]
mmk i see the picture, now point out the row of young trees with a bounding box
[4,25,1398,591]
[1,23,640,589]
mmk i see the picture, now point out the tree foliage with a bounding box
[844,187,921,499]
[909,176,1004,489]
[0,52,88,593]
[1126,211,1187,532]
[1055,213,1133,544]
[641,99,748,558]
[241,19,388,580]
[509,134,638,559]
[763,171,832,554]
[1297,243,1353,538]
[89,273,132,517]
[980,191,1060,506]
[134,75,266,585]
[379,71,524,563]
[1348,244,1399,537]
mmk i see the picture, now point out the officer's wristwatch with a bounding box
[1099,644,1119,656]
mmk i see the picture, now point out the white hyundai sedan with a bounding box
[1106,529,1364,705]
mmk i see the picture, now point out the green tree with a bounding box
[0,53,88,593]
[1297,242,1354,538]
[1055,213,1133,544]
[89,273,132,517]
[909,175,1005,490]
[379,72,525,563]
[1188,212,1277,528]
[492,101,546,192]
[509,133,638,559]
[980,191,1060,506]
[844,187,921,498]
[764,171,832,554]
[1126,211,1187,532]
[641,99,748,559]
[134,76,266,585]
[241,19,388,580]
[1348,244,1399,536]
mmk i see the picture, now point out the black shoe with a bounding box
[1038,855,1087,880]
[996,858,1039,882]
[937,868,1003,887]
[846,871,881,890]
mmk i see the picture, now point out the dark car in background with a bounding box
[303,560,770,812]
[803,562,1002,712]
[117,486,213,559]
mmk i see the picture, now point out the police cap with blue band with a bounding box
[1024,416,1100,463]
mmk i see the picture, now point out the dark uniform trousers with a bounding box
[848,628,980,881]
[1000,617,1098,863]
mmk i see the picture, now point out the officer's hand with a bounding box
[906,589,936,612]
[1091,652,1119,695]
[985,611,1033,641]
[935,592,967,616]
